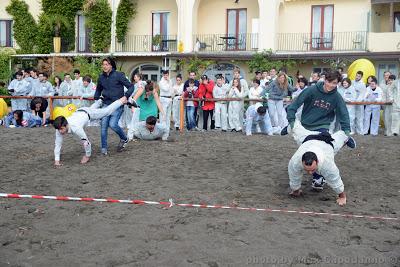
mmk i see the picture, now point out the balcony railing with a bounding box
[193,33,259,52]
[277,31,367,52]
[115,35,178,53]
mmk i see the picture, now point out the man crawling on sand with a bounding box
[288,121,356,206]
[52,97,138,167]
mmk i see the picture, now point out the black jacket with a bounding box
[94,70,134,105]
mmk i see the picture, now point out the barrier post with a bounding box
[49,96,53,120]
[179,96,184,133]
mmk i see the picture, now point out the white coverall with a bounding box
[133,121,169,141]
[54,99,123,161]
[30,80,54,97]
[352,80,366,134]
[8,78,31,111]
[388,80,400,135]
[228,87,244,131]
[380,82,393,136]
[172,83,184,128]
[213,83,229,130]
[363,86,383,136]
[229,78,249,125]
[159,77,174,134]
[288,121,348,194]
[245,104,273,136]
[337,85,357,134]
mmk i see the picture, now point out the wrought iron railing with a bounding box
[276,31,367,52]
[193,33,259,52]
[116,35,178,53]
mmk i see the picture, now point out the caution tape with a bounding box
[0,193,398,222]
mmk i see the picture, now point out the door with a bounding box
[77,15,91,52]
[377,63,398,84]
[311,5,334,50]
[0,20,12,47]
[394,12,400,32]
[227,9,247,50]
[152,12,169,51]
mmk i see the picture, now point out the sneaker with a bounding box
[0,119,3,126]
[117,139,128,152]
[101,148,108,156]
[394,133,398,136]
[280,126,288,136]
[346,136,356,149]
[311,175,325,191]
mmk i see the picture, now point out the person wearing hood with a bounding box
[94,57,135,155]
[8,71,31,111]
[198,74,215,131]
[158,70,174,135]
[284,70,355,191]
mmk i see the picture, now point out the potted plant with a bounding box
[152,34,162,51]
[43,14,70,53]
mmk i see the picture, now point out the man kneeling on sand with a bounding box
[132,116,169,141]
[288,121,355,206]
[53,97,136,167]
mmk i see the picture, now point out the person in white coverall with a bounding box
[380,71,393,136]
[229,68,249,126]
[172,74,184,130]
[352,71,366,134]
[363,77,383,136]
[132,116,169,141]
[158,70,174,135]
[388,79,400,136]
[8,71,31,111]
[288,121,349,206]
[337,78,357,134]
[228,78,245,132]
[53,97,129,167]
[245,103,274,136]
[213,75,229,131]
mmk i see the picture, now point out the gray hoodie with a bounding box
[263,79,294,100]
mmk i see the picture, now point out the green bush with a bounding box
[0,48,16,82]
[116,0,137,43]
[247,50,296,74]
[84,0,112,52]
[73,56,102,83]
[0,87,11,106]
[6,0,38,53]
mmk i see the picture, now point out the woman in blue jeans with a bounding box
[94,57,135,155]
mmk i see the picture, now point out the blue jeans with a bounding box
[101,105,126,149]
[186,106,196,130]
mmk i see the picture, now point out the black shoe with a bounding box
[394,133,398,136]
[311,175,325,191]
[222,130,227,132]
[175,127,179,131]
[280,126,288,136]
[127,99,140,108]
[231,129,236,132]
[346,136,356,149]
[117,139,129,152]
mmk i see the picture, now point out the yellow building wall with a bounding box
[278,0,370,33]
[371,3,400,32]
[0,0,42,21]
[196,0,259,35]
[126,0,178,36]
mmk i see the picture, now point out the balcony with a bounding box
[193,33,259,52]
[276,32,368,53]
[115,35,178,53]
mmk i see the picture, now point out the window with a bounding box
[131,64,162,82]
[227,9,247,50]
[394,12,400,32]
[311,5,334,50]
[77,15,91,52]
[152,12,169,51]
[312,67,331,74]
[0,20,12,47]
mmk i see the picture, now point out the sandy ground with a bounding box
[0,126,399,267]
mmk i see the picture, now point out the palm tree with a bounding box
[42,14,70,37]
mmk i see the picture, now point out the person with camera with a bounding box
[183,79,199,131]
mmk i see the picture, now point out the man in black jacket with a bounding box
[94,57,135,154]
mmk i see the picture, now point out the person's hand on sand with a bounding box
[80,156,90,164]
[336,192,346,206]
[54,160,63,168]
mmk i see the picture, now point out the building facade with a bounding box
[1,0,399,82]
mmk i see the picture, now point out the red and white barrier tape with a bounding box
[0,193,398,222]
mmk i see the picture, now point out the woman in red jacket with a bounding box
[198,75,215,131]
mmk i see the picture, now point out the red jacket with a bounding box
[198,80,215,110]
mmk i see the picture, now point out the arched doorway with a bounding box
[131,64,163,82]
[202,63,245,83]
